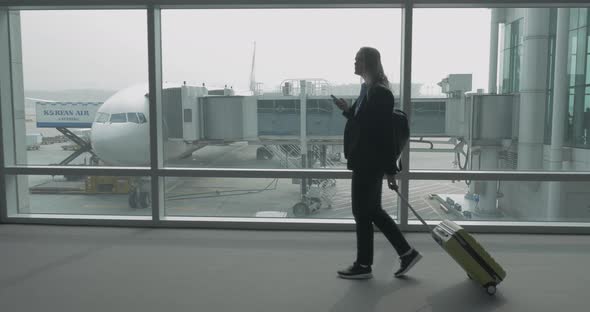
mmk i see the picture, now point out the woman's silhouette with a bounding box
[332,47,422,279]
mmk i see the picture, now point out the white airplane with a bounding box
[92,83,182,166]
[90,42,258,166]
[42,43,259,208]
[90,82,250,166]
[90,84,152,166]
[89,82,247,208]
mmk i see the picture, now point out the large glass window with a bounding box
[412,7,590,173]
[410,9,494,170]
[411,9,491,172]
[566,8,590,148]
[410,7,590,223]
[409,179,590,223]
[160,9,402,170]
[500,18,523,94]
[164,177,400,219]
[8,175,151,216]
[1,4,590,229]
[12,10,149,167]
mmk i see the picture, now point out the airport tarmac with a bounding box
[18,138,482,221]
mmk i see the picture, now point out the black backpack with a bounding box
[390,109,410,174]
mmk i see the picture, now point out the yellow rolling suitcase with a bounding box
[395,190,506,295]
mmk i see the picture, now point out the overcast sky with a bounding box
[19,8,490,93]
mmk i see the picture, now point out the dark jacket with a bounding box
[343,84,396,174]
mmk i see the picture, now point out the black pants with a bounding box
[352,170,411,265]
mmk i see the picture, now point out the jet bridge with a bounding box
[164,80,469,217]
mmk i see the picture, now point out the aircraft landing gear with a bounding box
[292,193,325,217]
[139,191,150,208]
[256,146,273,160]
[128,177,151,209]
[128,191,138,208]
[292,202,309,217]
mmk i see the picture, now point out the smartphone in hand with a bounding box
[331,94,348,112]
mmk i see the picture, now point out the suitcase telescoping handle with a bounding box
[388,182,432,232]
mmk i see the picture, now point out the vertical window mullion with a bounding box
[400,0,413,229]
[0,8,8,222]
[147,6,163,223]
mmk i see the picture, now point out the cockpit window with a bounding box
[95,112,110,123]
[127,113,140,124]
[96,112,145,124]
[110,113,127,123]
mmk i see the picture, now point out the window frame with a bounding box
[2,2,590,234]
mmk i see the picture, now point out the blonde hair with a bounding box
[359,47,390,89]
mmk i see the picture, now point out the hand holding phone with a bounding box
[331,94,349,112]
[386,174,398,191]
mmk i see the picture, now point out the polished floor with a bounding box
[0,224,588,312]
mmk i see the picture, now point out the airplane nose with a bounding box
[91,123,150,166]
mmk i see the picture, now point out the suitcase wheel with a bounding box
[485,284,497,296]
